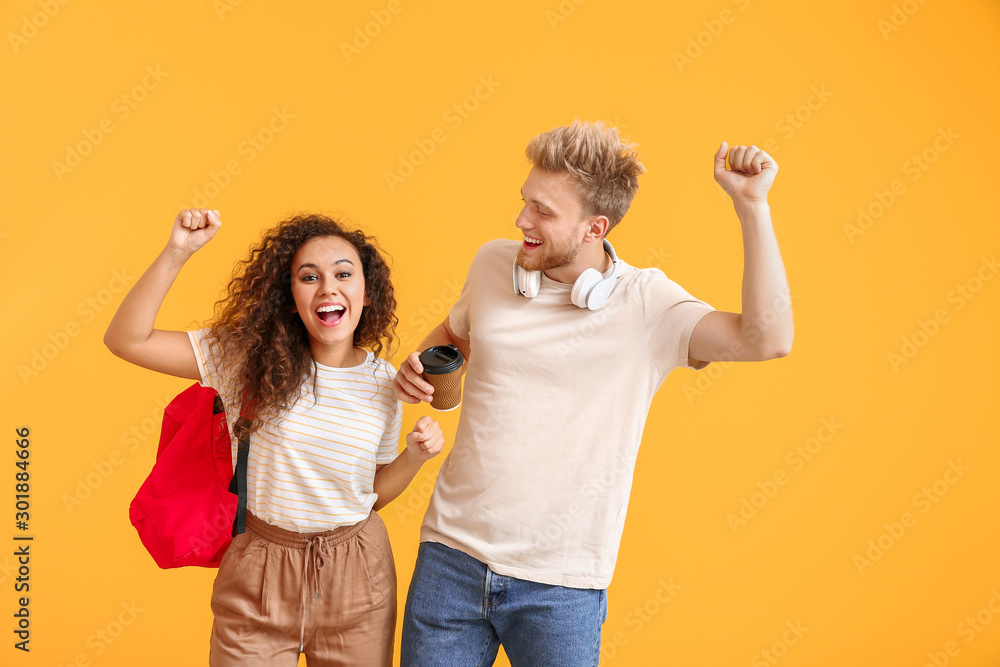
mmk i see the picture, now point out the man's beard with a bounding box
[516,235,584,273]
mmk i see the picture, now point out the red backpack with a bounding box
[129,383,250,569]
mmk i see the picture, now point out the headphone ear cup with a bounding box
[523,269,541,298]
[513,262,542,298]
[570,268,602,308]
[586,278,615,310]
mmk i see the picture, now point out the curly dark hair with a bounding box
[206,213,397,438]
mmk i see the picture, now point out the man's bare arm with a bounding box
[688,143,793,363]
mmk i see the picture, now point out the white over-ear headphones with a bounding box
[512,238,620,310]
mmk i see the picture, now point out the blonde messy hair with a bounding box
[525,120,645,232]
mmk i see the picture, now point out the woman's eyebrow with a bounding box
[295,259,356,271]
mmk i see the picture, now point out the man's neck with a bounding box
[543,244,612,284]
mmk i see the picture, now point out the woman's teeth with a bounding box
[316,305,345,322]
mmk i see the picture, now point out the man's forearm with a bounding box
[734,199,793,357]
[419,319,457,350]
[419,318,471,370]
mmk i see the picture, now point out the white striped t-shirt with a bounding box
[188,329,402,532]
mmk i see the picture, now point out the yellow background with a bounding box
[2,0,998,665]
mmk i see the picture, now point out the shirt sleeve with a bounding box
[448,241,500,341]
[640,269,716,375]
[376,362,403,464]
[188,328,226,389]
[188,328,243,438]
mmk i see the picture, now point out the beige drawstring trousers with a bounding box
[209,511,396,666]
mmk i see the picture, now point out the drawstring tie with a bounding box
[299,534,330,653]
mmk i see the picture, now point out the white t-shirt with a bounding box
[420,239,715,588]
[189,329,402,532]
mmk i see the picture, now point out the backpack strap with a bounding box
[230,395,255,537]
[229,419,250,537]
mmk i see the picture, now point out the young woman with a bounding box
[105,208,442,666]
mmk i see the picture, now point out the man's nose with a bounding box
[514,208,530,229]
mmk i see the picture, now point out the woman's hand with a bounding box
[168,209,222,256]
[405,416,444,463]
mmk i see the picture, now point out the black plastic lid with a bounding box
[419,344,464,374]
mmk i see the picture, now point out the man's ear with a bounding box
[583,214,610,242]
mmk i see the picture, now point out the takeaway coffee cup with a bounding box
[418,344,464,411]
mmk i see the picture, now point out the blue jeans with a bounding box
[401,541,607,667]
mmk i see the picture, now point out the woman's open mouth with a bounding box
[316,304,346,326]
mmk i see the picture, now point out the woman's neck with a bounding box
[311,343,366,368]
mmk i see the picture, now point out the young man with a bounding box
[394,121,793,666]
